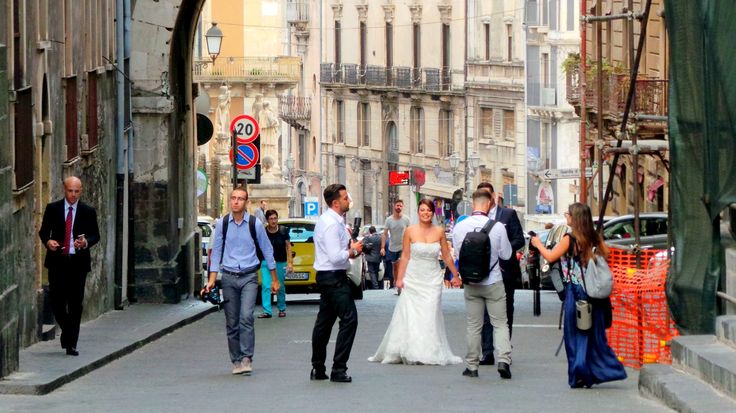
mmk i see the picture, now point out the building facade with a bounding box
[525,0,581,216]
[565,0,669,215]
[319,0,528,226]
[0,0,119,376]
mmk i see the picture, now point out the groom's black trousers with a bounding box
[311,270,358,373]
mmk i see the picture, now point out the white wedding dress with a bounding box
[368,242,462,365]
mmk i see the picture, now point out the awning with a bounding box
[417,181,458,200]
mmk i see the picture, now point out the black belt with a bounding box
[317,270,347,276]
[221,268,257,277]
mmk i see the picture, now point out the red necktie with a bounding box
[63,206,73,255]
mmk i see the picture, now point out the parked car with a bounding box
[602,213,668,249]
[257,218,318,299]
[197,216,215,284]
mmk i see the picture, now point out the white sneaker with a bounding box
[241,357,253,374]
[232,361,244,375]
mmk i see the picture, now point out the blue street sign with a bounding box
[304,202,319,216]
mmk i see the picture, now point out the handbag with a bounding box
[579,248,614,299]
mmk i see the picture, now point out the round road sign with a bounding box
[229,143,259,170]
[456,200,473,217]
[230,114,259,144]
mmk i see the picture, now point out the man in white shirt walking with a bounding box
[310,184,364,383]
[452,190,513,380]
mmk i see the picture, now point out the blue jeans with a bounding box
[221,271,258,363]
[260,261,287,315]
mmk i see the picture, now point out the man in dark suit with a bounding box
[477,182,525,365]
[39,176,100,356]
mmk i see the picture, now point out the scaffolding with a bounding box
[576,0,669,252]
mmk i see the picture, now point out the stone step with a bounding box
[640,364,736,413]
[672,334,736,400]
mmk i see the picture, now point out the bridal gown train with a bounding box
[368,242,462,365]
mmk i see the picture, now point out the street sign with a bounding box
[456,200,472,217]
[230,114,259,144]
[229,143,259,170]
[238,168,257,180]
[540,167,593,180]
[304,201,319,216]
[389,171,411,186]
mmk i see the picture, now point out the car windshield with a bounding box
[198,223,212,238]
[282,222,315,243]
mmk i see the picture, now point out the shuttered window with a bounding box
[14,88,34,189]
[65,76,79,160]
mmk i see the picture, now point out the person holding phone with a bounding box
[38,176,101,356]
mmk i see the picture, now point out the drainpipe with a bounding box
[464,0,469,198]
[114,0,128,309]
[579,0,587,204]
[319,0,324,208]
[124,0,134,304]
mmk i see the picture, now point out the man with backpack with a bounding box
[203,186,278,375]
[452,190,513,380]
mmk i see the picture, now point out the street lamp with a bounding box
[448,152,460,186]
[433,162,441,179]
[205,22,224,64]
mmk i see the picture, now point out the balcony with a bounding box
[566,65,668,118]
[193,56,300,85]
[320,62,464,94]
[286,1,309,24]
[279,96,311,130]
[467,61,524,87]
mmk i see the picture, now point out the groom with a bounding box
[452,190,513,379]
[310,184,363,383]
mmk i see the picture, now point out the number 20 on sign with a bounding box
[230,115,259,144]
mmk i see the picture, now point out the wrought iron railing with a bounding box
[278,96,311,120]
[320,62,463,92]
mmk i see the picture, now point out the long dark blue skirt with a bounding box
[563,282,627,388]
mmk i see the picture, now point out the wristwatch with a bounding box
[351,248,359,258]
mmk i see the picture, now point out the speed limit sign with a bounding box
[230,114,260,144]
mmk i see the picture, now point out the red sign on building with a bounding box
[389,171,411,186]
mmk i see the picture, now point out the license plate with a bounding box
[286,272,310,280]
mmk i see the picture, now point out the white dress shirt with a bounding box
[451,213,512,285]
[64,199,79,255]
[313,208,351,271]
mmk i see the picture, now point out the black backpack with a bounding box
[219,213,265,266]
[458,218,498,284]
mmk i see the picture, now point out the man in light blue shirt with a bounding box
[204,187,277,375]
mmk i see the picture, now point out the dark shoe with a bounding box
[498,362,512,379]
[479,355,495,365]
[278,311,286,318]
[330,372,352,383]
[257,313,272,319]
[310,369,328,381]
[66,348,79,356]
[462,368,478,378]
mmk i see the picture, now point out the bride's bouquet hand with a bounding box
[395,279,404,289]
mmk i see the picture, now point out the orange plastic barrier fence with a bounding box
[606,247,678,369]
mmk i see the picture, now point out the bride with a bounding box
[368,199,463,365]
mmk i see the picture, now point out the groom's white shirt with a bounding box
[313,208,351,271]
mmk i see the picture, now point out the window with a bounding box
[413,23,421,69]
[336,156,346,184]
[64,0,74,75]
[65,77,79,160]
[484,23,490,61]
[410,107,424,153]
[386,22,393,83]
[281,222,316,243]
[441,23,450,90]
[480,108,493,140]
[335,100,344,143]
[506,24,513,62]
[503,110,515,141]
[86,72,99,150]
[540,121,550,170]
[357,102,370,147]
[439,109,452,157]
[298,132,307,170]
[541,0,549,26]
[14,88,34,189]
[359,22,367,71]
[334,20,341,65]
[541,53,550,88]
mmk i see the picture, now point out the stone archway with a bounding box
[129,0,208,302]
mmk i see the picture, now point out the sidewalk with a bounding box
[0,300,216,395]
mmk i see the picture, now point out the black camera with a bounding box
[197,286,228,308]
